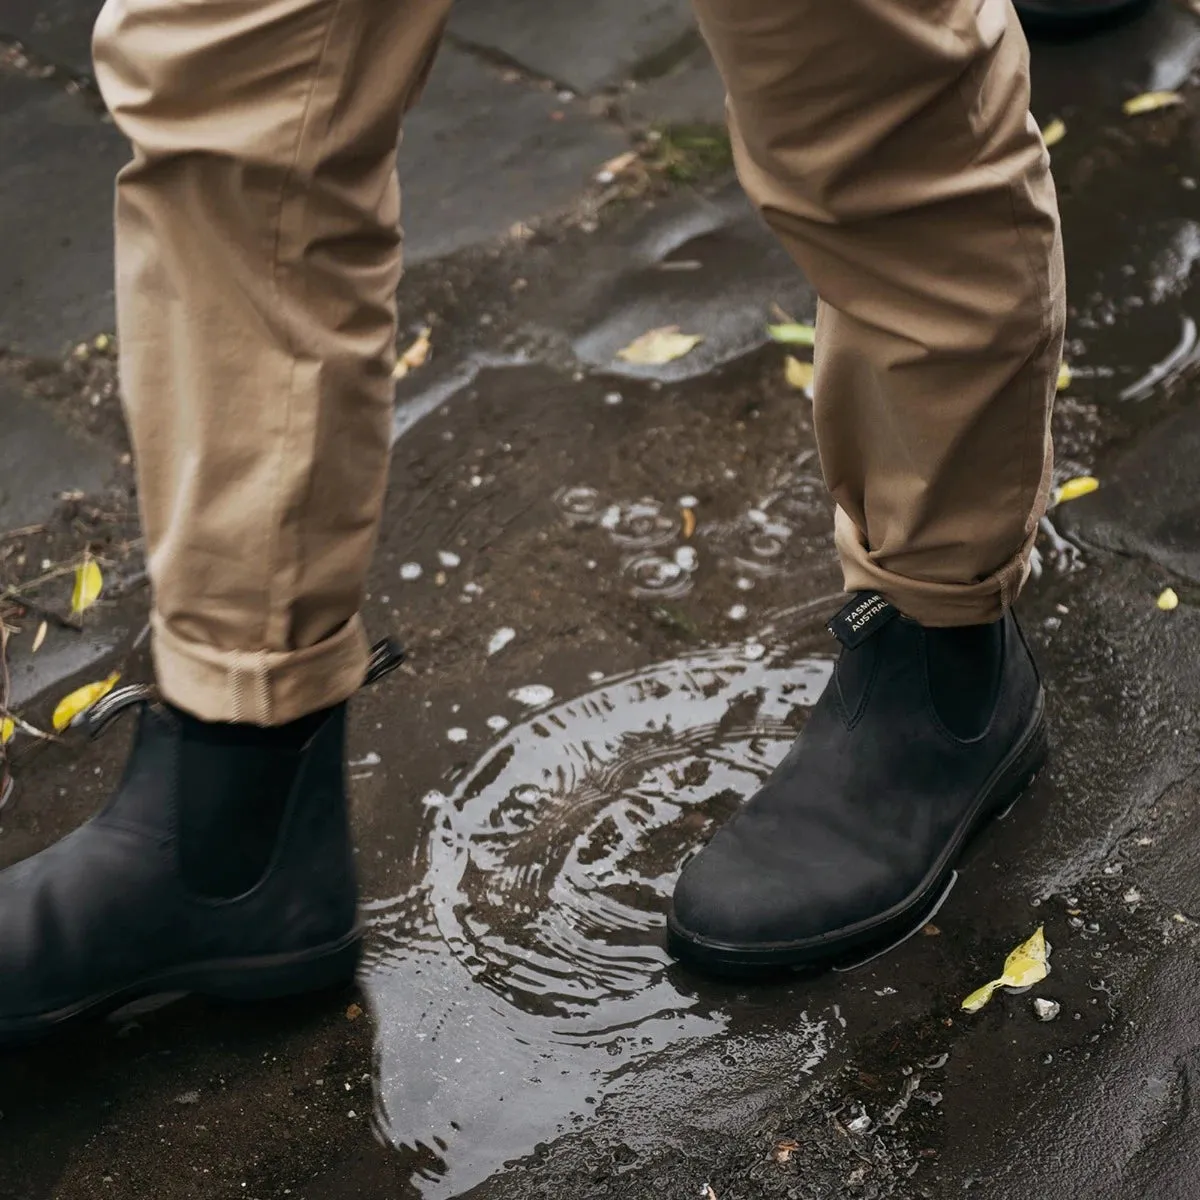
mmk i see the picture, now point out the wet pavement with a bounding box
[6,2,1200,1197]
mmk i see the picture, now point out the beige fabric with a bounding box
[93,0,1063,724]
[692,0,1065,625]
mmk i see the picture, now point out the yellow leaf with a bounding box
[962,926,1051,1013]
[71,557,103,617]
[1123,90,1184,116]
[1056,361,1071,391]
[1053,475,1099,505]
[1157,587,1180,611]
[1041,118,1067,148]
[0,717,13,745]
[615,325,703,366]
[785,356,814,393]
[52,672,120,732]
[31,621,47,654]
[768,323,817,347]
[391,327,432,380]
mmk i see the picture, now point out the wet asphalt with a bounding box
[6,2,1200,1197]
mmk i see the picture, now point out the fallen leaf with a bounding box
[1157,587,1180,611]
[772,1139,801,1164]
[0,717,13,745]
[31,621,47,654]
[962,926,1050,1013]
[768,322,817,347]
[346,1003,364,1021]
[785,356,815,393]
[1123,90,1184,116]
[681,508,696,539]
[71,557,103,617]
[704,1188,718,1200]
[52,671,120,732]
[1041,117,1067,148]
[392,327,432,380]
[1053,475,1099,505]
[597,149,638,180]
[615,325,703,365]
[94,333,111,352]
[922,923,941,937]
[1056,361,1071,391]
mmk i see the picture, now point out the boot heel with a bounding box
[196,931,363,1002]
[991,702,1048,821]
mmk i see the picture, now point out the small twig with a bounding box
[0,524,45,543]
[0,561,77,598]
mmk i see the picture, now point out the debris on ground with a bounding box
[1042,117,1067,147]
[1052,475,1099,506]
[616,325,703,366]
[1123,90,1184,116]
[51,671,120,732]
[962,926,1051,1013]
[1157,587,1180,611]
[1033,998,1061,1022]
[767,322,816,346]
[70,554,103,618]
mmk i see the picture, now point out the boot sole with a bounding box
[666,690,1048,977]
[0,928,362,1047]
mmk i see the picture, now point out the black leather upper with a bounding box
[670,606,1042,950]
[0,702,356,1020]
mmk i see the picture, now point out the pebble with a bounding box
[400,562,422,581]
[1034,998,1061,1022]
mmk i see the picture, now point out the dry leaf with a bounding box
[0,717,13,746]
[962,926,1050,1013]
[785,356,815,393]
[615,325,703,365]
[681,508,697,539]
[1123,90,1183,116]
[1157,587,1180,611]
[346,1003,364,1021]
[597,150,638,181]
[922,923,941,937]
[768,322,817,347]
[392,327,432,380]
[1056,361,1071,392]
[31,621,47,654]
[704,1188,718,1200]
[71,557,103,617]
[1041,118,1066,148]
[1053,475,1099,505]
[52,672,120,733]
[772,1139,801,1164]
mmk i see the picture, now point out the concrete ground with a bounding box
[4,2,1200,1197]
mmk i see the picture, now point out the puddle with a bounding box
[364,598,840,1196]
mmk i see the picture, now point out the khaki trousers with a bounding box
[92,0,1064,726]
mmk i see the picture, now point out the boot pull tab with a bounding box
[86,683,156,739]
[827,592,900,649]
[364,638,406,688]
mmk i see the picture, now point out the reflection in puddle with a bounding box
[365,602,839,1196]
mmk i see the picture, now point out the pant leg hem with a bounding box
[835,507,1031,627]
[152,613,371,725]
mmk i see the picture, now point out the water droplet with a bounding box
[488,627,517,656]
